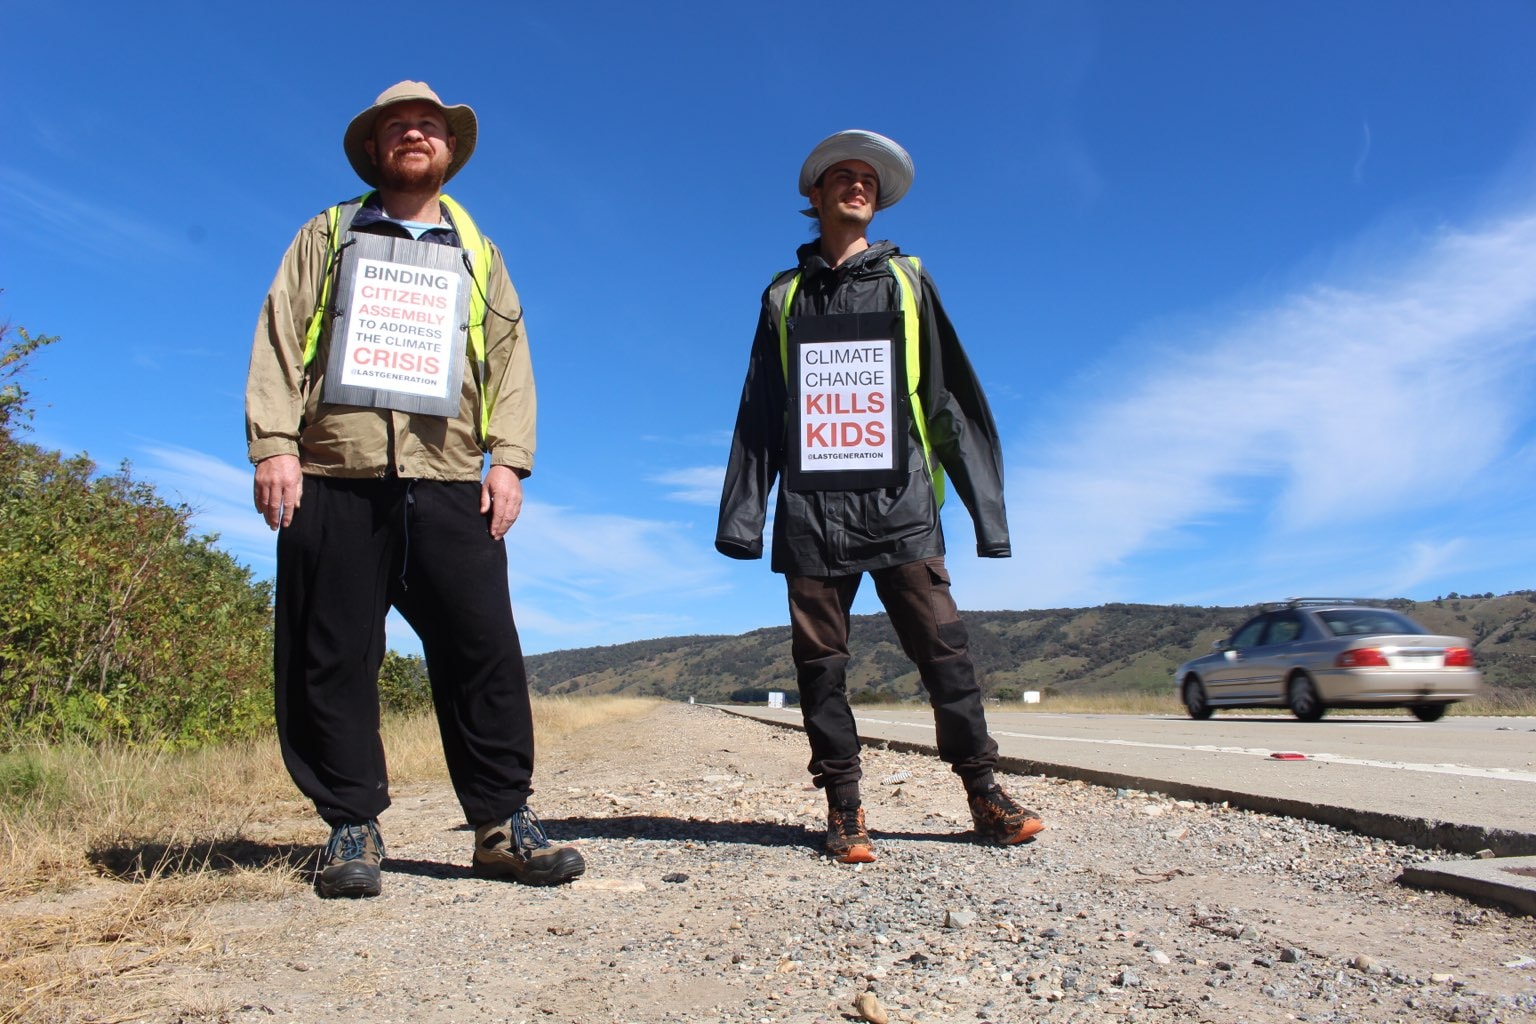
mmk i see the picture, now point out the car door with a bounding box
[1245,610,1304,700]
[1204,616,1270,700]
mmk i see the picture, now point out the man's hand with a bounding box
[253,454,303,530]
[481,464,524,540]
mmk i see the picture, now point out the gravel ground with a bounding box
[87,704,1536,1022]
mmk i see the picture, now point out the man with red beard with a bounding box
[246,82,583,898]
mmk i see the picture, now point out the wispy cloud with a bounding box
[138,444,274,569]
[508,504,719,593]
[0,165,188,262]
[133,444,735,651]
[651,465,723,505]
[964,205,1536,610]
[505,502,730,650]
[1375,539,1467,596]
[1353,118,1373,185]
[137,206,1536,649]
[1023,138,1105,209]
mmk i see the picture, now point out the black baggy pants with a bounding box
[274,476,534,828]
[787,556,999,791]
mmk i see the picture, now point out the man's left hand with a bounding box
[481,464,524,540]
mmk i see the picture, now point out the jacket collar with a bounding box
[796,238,899,276]
[349,193,462,246]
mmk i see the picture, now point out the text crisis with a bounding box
[350,347,441,375]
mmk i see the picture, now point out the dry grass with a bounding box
[378,693,660,785]
[1470,686,1536,716]
[0,695,658,1024]
[989,691,1186,716]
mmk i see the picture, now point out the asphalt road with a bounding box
[719,706,1536,857]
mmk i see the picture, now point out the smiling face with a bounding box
[363,100,456,193]
[809,159,879,230]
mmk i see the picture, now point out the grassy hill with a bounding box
[525,592,1536,705]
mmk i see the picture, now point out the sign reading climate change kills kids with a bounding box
[785,311,909,492]
[324,233,471,417]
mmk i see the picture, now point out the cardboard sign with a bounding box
[784,311,908,492]
[323,233,470,417]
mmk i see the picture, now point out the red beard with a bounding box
[377,145,449,192]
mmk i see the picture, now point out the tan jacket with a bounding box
[245,205,535,481]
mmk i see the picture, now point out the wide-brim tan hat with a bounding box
[343,81,478,187]
[798,129,913,218]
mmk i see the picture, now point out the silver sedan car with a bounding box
[1174,599,1486,722]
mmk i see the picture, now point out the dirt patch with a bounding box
[7,703,1536,1023]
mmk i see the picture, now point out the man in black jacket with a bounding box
[716,130,1044,863]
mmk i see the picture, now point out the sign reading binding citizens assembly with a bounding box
[785,311,909,492]
[324,233,471,417]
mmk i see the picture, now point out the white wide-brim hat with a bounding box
[343,80,478,188]
[797,129,913,217]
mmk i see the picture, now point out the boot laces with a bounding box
[830,807,868,842]
[509,806,553,855]
[326,820,382,861]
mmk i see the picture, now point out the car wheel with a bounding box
[1288,673,1325,722]
[1410,704,1448,723]
[1183,679,1213,720]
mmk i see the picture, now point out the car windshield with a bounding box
[1315,608,1427,638]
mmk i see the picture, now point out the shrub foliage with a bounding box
[378,651,433,715]
[0,319,273,748]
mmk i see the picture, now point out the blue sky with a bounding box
[6,2,1536,656]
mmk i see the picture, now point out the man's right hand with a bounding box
[254,454,303,530]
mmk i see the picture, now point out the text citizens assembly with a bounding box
[346,262,452,379]
[324,233,471,418]
[787,310,907,492]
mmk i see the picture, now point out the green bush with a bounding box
[0,750,65,807]
[378,651,432,715]
[0,317,273,749]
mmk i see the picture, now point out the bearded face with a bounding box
[364,101,456,193]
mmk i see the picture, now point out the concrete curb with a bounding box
[1399,857,1536,917]
[713,706,1536,917]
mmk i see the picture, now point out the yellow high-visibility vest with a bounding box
[768,255,944,505]
[302,192,496,441]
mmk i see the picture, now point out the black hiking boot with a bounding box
[317,819,384,898]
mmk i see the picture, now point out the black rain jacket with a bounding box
[715,239,1011,576]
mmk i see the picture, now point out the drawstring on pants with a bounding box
[399,480,417,592]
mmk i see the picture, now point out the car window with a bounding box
[1228,618,1267,650]
[1261,613,1303,645]
[1317,609,1426,637]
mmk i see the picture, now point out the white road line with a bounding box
[849,714,1536,784]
